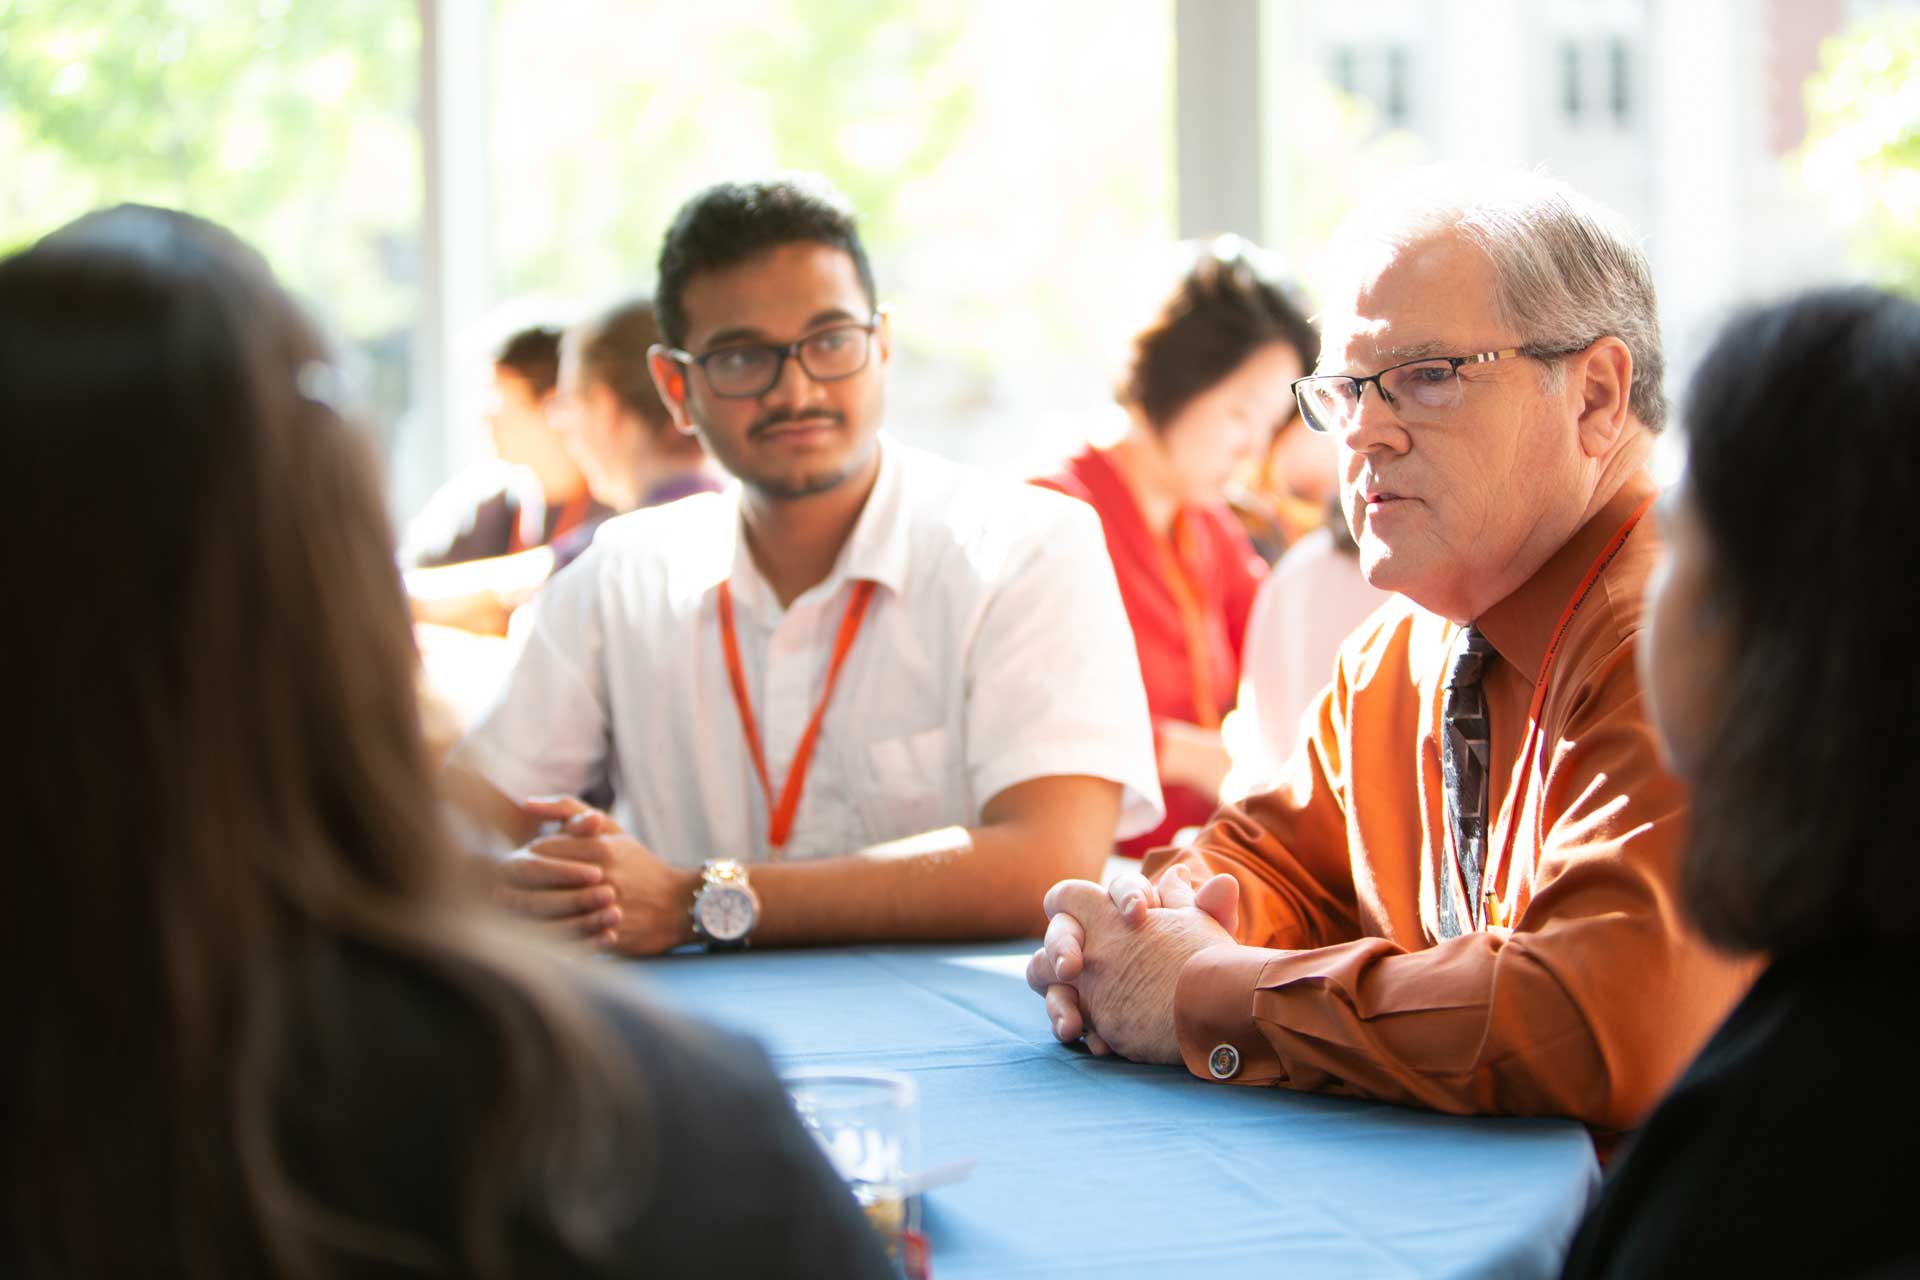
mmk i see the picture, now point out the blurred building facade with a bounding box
[1182,0,1897,413]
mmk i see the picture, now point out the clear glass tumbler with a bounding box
[783,1069,922,1272]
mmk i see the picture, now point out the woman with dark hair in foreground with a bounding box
[1561,286,1920,1277]
[0,205,891,1277]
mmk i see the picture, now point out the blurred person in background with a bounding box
[545,296,725,573]
[1230,383,1344,565]
[401,323,603,570]
[449,175,1161,955]
[1037,239,1319,857]
[404,321,611,636]
[1562,287,1920,1277]
[1221,496,1394,802]
[413,301,726,758]
[410,302,722,746]
[0,204,892,1278]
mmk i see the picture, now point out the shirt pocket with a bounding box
[860,727,955,842]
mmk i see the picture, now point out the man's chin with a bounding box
[754,470,849,499]
[742,454,865,500]
[745,434,880,501]
[1358,538,1409,592]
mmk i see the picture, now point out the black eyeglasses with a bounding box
[653,313,883,400]
[1291,345,1585,433]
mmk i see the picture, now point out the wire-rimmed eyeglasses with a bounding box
[1290,345,1584,434]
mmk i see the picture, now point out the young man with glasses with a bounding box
[447,175,1162,954]
[1027,172,1754,1146]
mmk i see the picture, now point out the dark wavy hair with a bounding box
[495,324,564,398]
[0,206,640,1276]
[655,174,876,349]
[1679,285,1920,954]
[1119,239,1320,432]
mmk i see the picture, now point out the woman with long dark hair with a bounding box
[0,205,891,1277]
[1561,286,1920,1276]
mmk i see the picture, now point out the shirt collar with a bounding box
[1473,471,1658,683]
[722,433,908,621]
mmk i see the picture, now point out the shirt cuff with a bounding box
[1175,944,1290,1085]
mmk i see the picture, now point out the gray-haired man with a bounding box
[1027,170,1755,1142]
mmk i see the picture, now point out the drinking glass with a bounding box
[783,1069,922,1274]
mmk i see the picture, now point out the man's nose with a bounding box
[1338,382,1409,456]
[760,346,830,409]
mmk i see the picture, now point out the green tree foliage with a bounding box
[489,0,977,304]
[1800,11,1920,294]
[733,0,974,256]
[0,0,419,335]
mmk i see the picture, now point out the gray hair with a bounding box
[1334,169,1667,430]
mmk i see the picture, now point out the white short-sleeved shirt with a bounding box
[450,436,1163,867]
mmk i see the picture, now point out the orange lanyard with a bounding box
[546,491,593,542]
[1150,511,1221,729]
[1474,495,1655,926]
[507,492,591,556]
[716,579,877,853]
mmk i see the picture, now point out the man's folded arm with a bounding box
[1165,705,1754,1131]
[461,771,1123,947]
[746,773,1122,944]
[1143,677,1365,953]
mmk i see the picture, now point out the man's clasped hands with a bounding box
[1023,863,1243,1064]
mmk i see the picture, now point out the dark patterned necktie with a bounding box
[1439,625,1495,939]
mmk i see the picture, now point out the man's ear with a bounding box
[1574,335,1634,459]
[647,346,696,433]
[873,307,893,367]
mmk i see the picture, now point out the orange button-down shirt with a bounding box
[1147,476,1755,1134]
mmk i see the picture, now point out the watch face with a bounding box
[696,884,756,942]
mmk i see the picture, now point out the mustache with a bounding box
[749,408,844,439]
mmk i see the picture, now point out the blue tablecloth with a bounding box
[624,941,1598,1279]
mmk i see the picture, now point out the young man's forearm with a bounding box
[744,776,1121,945]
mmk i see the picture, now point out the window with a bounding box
[1326,42,1415,133]
[1385,46,1410,126]
[1334,44,1359,95]
[0,1,423,490]
[487,0,1175,474]
[1609,38,1633,126]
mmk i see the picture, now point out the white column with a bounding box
[405,0,492,516]
[1177,0,1265,239]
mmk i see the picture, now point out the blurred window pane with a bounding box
[0,1,424,487]
[490,0,1175,474]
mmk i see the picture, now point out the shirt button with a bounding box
[1208,1044,1241,1080]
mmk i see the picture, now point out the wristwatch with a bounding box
[690,859,760,950]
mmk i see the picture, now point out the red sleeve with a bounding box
[1212,509,1266,668]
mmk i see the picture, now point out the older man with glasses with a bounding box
[447,174,1163,955]
[1028,171,1755,1145]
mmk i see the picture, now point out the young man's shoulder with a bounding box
[592,488,735,549]
[531,490,736,627]
[890,439,1102,551]
[572,489,737,578]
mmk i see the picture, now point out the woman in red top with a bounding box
[1038,240,1320,856]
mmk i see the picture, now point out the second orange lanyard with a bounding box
[717,579,877,853]
[1472,494,1654,927]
